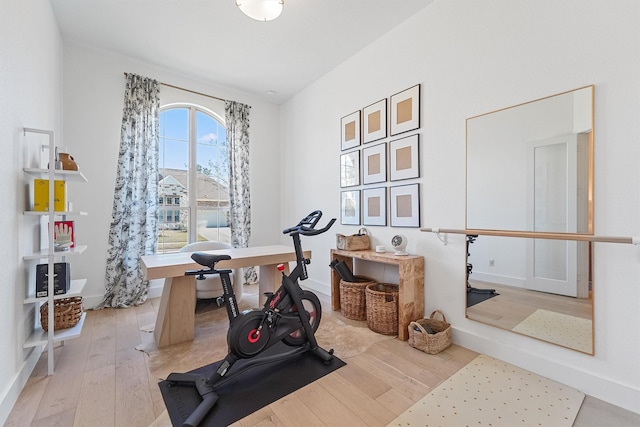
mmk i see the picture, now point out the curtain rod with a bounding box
[421,227,639,245]
[123,72,227,103]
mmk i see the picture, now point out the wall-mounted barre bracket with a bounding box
[429,227,448,245]
[421,227,639,245]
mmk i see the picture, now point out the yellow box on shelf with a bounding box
[33,179,66,212]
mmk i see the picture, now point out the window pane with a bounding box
[158,108,190,253]
[157,106,230,253]
[196,110,230,244]
[157,207,189,253]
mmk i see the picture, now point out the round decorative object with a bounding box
[59,153,79,171]
[391,234,408,255]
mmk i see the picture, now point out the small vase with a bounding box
[59,153,78,171]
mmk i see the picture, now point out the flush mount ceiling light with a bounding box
[236,0,284,22]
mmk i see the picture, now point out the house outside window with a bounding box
[157,104,230,253]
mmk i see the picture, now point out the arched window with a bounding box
[157,104,229,253]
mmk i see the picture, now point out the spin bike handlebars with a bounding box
[282,210,336,236]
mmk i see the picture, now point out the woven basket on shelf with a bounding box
[40,296,83,331]
[336,228,370,251]
[339,276,376,320]
[365,283,399,335]
[407,310,452,354]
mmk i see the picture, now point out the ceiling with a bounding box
[50,0,433,104]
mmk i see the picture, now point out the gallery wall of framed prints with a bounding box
[339,84,422,227]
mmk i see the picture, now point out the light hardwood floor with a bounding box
[6,286,639,426]
[467,280,593,331]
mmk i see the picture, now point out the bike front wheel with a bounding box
[282,290,322,346]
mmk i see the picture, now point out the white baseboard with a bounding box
[300,279,330,297]
[453,326,640,414]
[0,346,42,425]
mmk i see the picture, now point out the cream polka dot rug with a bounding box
[387,354,584,427]
[512,309,593,354]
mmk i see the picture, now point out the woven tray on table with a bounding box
[365,283,399,335]
[40,296,83,331]
[408,310,452,354]
[340,276,376,320]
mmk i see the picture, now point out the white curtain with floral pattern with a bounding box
[102,74,160,308]
[226,101,257,284]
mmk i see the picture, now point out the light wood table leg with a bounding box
[154,276,196,348]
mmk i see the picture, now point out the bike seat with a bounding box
[191,252,231,269]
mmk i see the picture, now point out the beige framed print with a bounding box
[390,183,420,227]
[363,187,387,226]
[362,142,387,184]
[390,84,420,136]
[390,134,419,181]
[363,99,387,143]
[341,190,361,225]
[340,151,360,187]
[341,111,361,150]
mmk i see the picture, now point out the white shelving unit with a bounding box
[23,128,88,375]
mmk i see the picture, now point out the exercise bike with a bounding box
[165,210,336,427]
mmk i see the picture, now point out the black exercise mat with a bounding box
[159,342,346,426]
[466,290,499,308]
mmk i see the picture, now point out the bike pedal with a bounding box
[215,296,224,307]
[263,292,274,299]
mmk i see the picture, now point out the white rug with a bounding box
[388,354,584,427]
[512,309,593,354]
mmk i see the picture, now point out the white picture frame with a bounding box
[341,111,361,150]
[390,134,419,181]
[363,187,387,226]
[340,151,360,187]
[363,99,387,144]
[341,190,361,225]
[363,142,387,185]
[390,84,420,136]
[390,183,420,227]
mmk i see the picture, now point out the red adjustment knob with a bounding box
[277,264,285,272]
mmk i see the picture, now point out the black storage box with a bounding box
[36,262,70,297]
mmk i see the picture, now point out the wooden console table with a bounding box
[141,245,310,348]
[330,249,424,340]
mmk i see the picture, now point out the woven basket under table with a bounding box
[339,276,376,320]
[40,296,83,332]
[365,283,399,335]
[408,310,452,354]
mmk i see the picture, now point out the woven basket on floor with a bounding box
[40,296,83,331]
[408,310,452,354]
[365,283,399,335]
[340,276,376,320]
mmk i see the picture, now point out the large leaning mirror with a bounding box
[465,86,595,354]
[466,85,593,234]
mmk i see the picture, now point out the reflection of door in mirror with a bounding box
[525,133,590,297]
[466,235,593,355]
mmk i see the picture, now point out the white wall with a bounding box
[61,43,283,307]
[280,0,640,413]
[0,0,63,423]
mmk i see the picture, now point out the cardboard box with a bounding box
[36,262,71,297]
[33,179,66,212]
